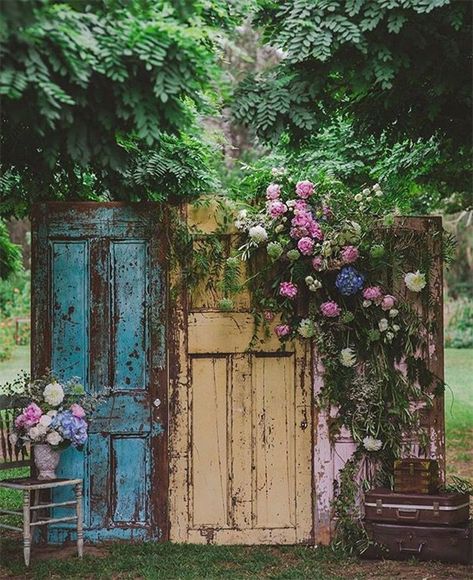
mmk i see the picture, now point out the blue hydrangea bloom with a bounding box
[53,410,88,447]
[335,266,365,296]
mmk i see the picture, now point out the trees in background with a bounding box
[0,0,243,218]
[232,0,472,210]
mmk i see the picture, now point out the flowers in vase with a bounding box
[8,373,97,451]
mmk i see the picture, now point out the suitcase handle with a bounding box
[398,541,425,554]
[396,508,420,521]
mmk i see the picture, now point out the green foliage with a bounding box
[232,1,472,204]
[0,221,22,278]
[0,0,238,214]
[228,117,469,213]
[0,270,31,360]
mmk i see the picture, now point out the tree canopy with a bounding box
[0,0,241,215]
[233,0,472,147]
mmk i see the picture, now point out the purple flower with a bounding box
[320,301,341,318]
[363,286,383,304]
[275,324,291,337]
[267,200,287,218]
[266,183,281,200]
[279,281,298,299]
[295,180,314,199]
[297,237,314,256]
[16,403,42,428]
[54,410,88,448]
[335,266,365,296]
[340,245,359,264]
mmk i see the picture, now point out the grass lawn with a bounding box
[0,347,471,578]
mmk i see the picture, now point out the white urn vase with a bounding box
[34,444,61,480]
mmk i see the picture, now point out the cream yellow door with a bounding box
[170,312,313,545]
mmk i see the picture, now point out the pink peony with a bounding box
[320,301,341,318]
[266,183,281,200]
[295,180,314,199]
[341,245,359,264]
[275,324,291,337]
[381,295,396,311]
[294,199,308,211]
[279,281,298,299]
[267,200,287,218]
[297,237,315,256]
[70,403,86,419]
[18,403,43,428]
[312,256,324,271]
[363,286,383,304]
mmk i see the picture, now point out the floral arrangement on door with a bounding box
[216,172,447,551]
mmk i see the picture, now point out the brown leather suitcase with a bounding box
[364,521,473,564]
[394,458,439,494]
[365,488,470,526]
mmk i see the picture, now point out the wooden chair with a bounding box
[0,396,83,567]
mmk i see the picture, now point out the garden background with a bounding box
[0,0,471,577]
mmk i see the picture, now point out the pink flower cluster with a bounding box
[312,256,324,271]
[296,181,314,199]
[320,301,341,318]
[363,286,396,310]
[267,200,287,218]
[290,210,323,240]
[279,281,298,299]
[363,286,383,303]
[266,183,281,200]
[341,245,359,264]
[15,403,42,428]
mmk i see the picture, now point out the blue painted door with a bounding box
[31,203,167,541]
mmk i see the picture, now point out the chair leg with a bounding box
[23,490,31,567]
[75,482,83,558]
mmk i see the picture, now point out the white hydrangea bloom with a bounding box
[363,436,382,452]
[43,382,64,407]
[248,225,268,244]
[340,348,357,367]
[404,270,427,292]
[389,309,399,318]
[363,300,372,308]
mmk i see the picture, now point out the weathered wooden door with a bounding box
[31,203,167,541]
[169,207,313,544]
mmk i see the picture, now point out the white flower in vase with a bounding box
[46,431,63,446]
[43,382,64,406]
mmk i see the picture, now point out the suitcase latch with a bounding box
[376,499,383,514]
[433,501,440,517]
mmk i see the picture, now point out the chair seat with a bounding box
[0,477,82,490]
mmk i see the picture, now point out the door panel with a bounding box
[171,311,313,544]
[31,203,167,542]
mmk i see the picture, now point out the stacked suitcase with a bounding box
[363,459,472,564]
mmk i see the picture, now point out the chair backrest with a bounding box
[0,395,31,470]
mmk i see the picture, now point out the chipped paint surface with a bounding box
[169,206,313,545]
[31,203,167,542]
